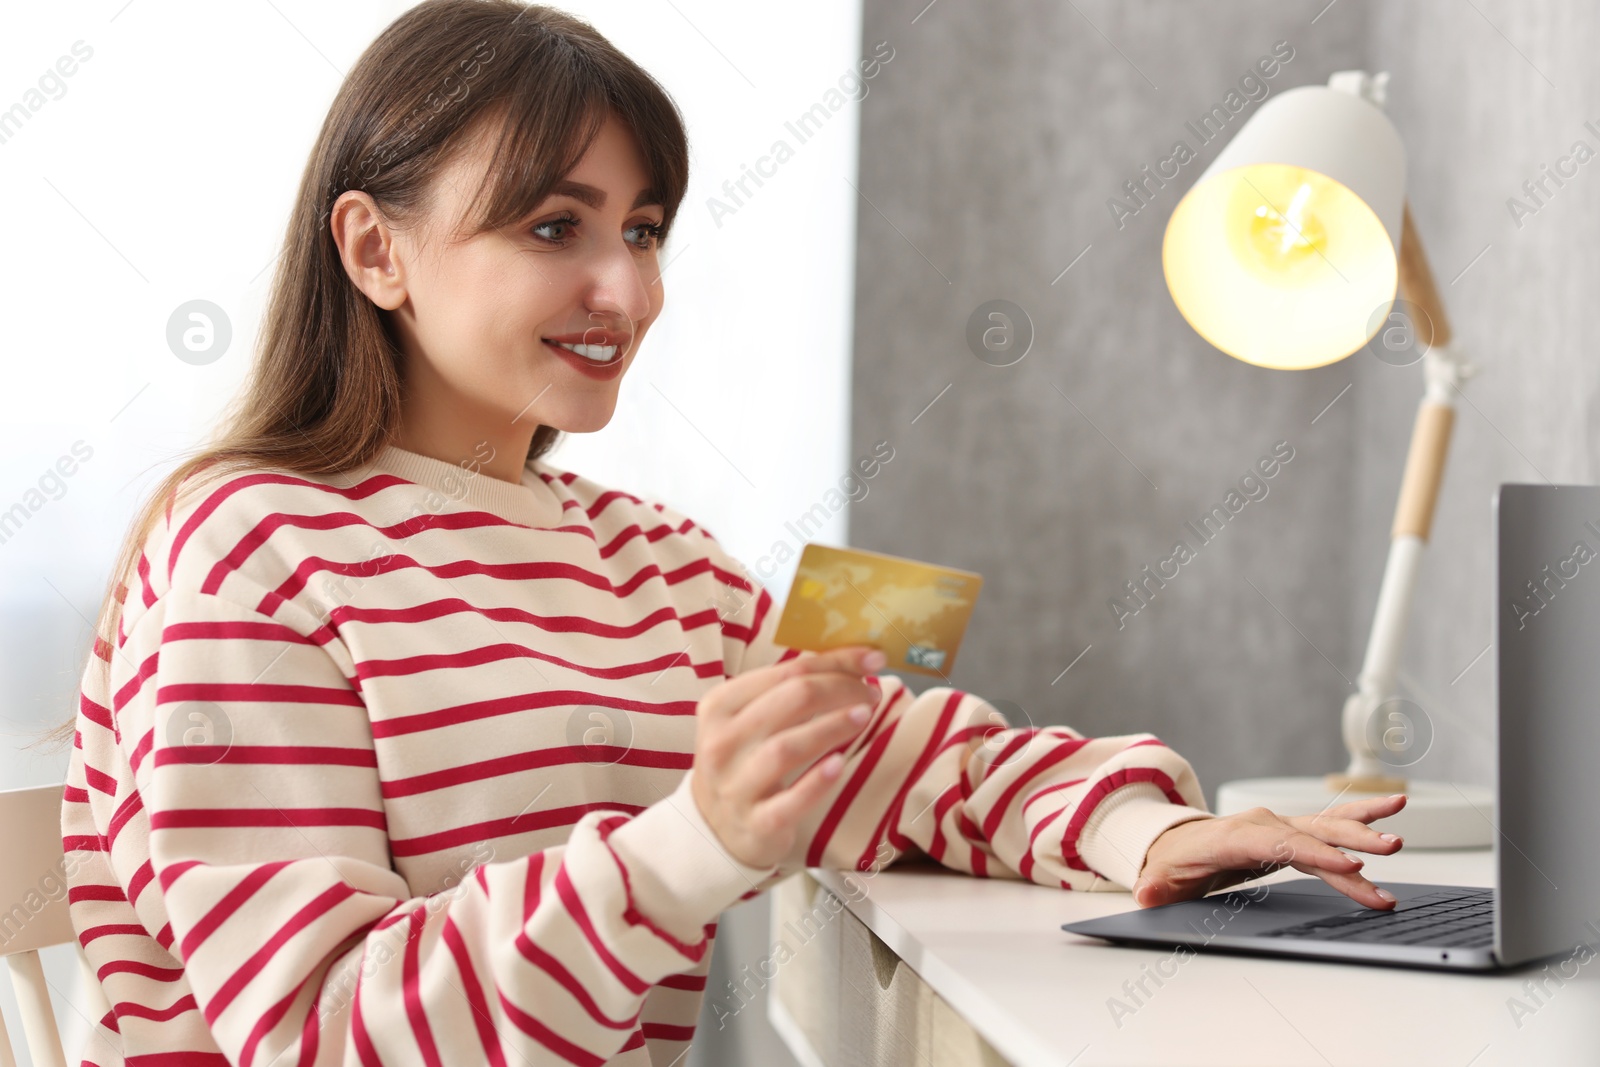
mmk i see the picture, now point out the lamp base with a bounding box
[1214,776,1493,849]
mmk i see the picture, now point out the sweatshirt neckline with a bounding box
[366,445,566,529]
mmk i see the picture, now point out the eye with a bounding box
[530,212,579,243]
[626,221,665,252]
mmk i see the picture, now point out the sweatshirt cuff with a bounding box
[604,768,778,944]
[1077,782,1214,891]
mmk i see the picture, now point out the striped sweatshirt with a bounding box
[60,443,1214,1067]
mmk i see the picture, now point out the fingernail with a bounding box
[1345,853,1363,867]
[1375,887,1396,903]
[864,650,887,670]
[848,703,872,724]
[1379,832,1400,844]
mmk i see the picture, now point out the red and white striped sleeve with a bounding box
[106,583,775,1065]
[706,548,1215,892]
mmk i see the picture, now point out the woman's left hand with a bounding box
[1131,794,1408,911]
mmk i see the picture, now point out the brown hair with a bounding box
[30,0,689,751]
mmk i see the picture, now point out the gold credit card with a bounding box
[772,543,983,677]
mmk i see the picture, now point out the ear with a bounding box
[330,191,408,311]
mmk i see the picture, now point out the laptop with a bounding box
[1063,484,1600,972]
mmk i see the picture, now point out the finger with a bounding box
[1285,857,1397,911]
[1259,817,1396,910]
[1219,821,1367,879]
[750,747,848,833]
[1135,869,1235,908]
[1289,811,1405,856]
[734,700,872,801]
[721,671,877,755]
[1193,819,1393,910]
[698,645,881,725]
[1134,818,1360,907]
[1317,792,1408,824]
[1138,859,1396,912]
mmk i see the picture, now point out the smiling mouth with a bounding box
[546,339,620,364]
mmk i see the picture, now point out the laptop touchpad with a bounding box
[1137,884,1360,937]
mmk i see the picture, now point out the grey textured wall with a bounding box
[848,0,1600,801]
[699,3,1600,1063]
[848,0,1369,796]
[1354,3,1600,789]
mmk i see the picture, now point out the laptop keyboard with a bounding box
[1265,888,1496,948]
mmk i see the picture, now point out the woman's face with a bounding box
[336,110,666,461]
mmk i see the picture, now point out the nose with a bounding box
[580,237,654,333]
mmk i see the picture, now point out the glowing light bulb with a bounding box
[1250,182,1326,260]
[1222,167,1337,288]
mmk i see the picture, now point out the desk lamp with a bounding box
[1162,70,1492,847]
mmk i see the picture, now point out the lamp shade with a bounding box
[1162,84,1407,370]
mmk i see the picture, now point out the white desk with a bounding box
[767,848,1599,1067]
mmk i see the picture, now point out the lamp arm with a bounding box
[1396,203,1454,350]
[1329,203,1476,792]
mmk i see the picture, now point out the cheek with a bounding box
[421,251,532,347]
[405,253,548,398]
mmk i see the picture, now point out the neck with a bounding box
[395,374,537,485]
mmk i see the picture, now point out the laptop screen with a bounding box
[1495,484,1600,966]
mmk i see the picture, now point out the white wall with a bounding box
[0,1,862,1063]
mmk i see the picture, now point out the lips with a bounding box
[542,339,628,380]
[545,328,631,348]
[549,340,618,362]
[542,327,631,366]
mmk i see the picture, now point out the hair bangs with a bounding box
[461,40,689,241]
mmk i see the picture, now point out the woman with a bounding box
[54,2,1406,1064]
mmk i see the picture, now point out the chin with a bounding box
[548,407,617,435]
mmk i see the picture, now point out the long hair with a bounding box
[30,0,689,751]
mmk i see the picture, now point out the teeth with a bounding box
[553,341,619,363]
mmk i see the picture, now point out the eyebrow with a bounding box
[550,179,662,212]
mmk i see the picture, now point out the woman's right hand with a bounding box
[689,645,886,870]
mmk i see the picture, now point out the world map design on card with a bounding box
[772,543,983,677]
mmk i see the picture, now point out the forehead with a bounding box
[436,110,651,216]
[563,114,650,184]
